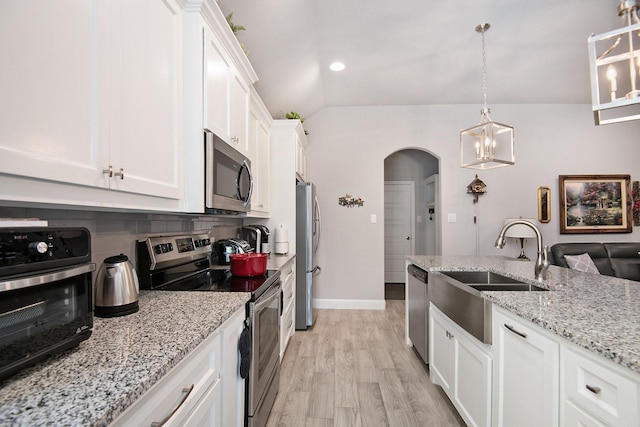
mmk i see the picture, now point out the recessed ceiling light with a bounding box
[329,62,345,72]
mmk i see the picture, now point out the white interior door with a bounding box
[384,181,415,283]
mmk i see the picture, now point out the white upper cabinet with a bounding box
[229,70,250,156]
[182,0,259,213]
[203,25,231,140]
[104,0,182,200]
[296,137,307,182]
[0,1,104,189]
[201,2,251,158]
[0,0,182,210]
[247,89,272,217]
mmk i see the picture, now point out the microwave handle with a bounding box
[0,263,96,293]
[237,159,253,206]
[204,130,214,209]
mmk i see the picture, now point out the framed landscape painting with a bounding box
[559,174,632,234]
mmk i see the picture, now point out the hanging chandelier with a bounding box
[460,23,515,170]
[588,0,640,125]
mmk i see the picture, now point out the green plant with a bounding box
[285,111,309,135]
[225,13,245,34]
[285,111,302,121]
[225,13,248,56]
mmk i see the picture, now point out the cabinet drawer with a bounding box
[284,301,295,331]
[111,331,222,427]
[282,264,294,288]
[564,401,607,427]
[282,279,295,308]
[563,346,639,426]
[280,300,295,358]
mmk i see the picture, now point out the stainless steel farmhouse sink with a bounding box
[441,270,526,285]
[429,270,548,344]
[469,283,548,292]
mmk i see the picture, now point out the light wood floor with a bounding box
[266,300,465,427]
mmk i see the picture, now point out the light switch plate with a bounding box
[371,214,377,223]
[447,213,457,223]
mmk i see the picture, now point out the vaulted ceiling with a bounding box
[217,0,623,120]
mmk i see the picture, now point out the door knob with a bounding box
[406,236,411,240]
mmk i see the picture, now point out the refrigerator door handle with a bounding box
[313,196,321,253]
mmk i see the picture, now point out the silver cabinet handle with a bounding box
[504,323,528,339]
[102,166,124,180]
[586,384,602,395]
[150,384,194,426]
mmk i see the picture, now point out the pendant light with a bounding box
[588,0,640,125]
[460,23,515,170]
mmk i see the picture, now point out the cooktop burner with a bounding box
[210,269,280,294]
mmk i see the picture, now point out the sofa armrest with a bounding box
[604,243,640,281]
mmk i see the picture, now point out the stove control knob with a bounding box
[29,241,49,254]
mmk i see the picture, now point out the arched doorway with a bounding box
[383,149,440,298]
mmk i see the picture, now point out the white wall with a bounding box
[304,104,640,307]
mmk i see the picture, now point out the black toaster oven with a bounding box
[0,227,94,381]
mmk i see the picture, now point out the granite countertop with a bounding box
[408,255,640,375]
[0,291,250,427]
[266,253,295,270]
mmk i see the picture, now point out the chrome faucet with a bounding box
[495,219,549,281]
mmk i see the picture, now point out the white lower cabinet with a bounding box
[562,344,640,427]
[492,305,559,427]
[564,401,608,427]
[280,257,296,359]
[221,308,247,427]
[110,307,245,427]
[429,304,492,427]
[429,300,640,427]
[181,379,223,426]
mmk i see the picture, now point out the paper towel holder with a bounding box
[274,225,289,255]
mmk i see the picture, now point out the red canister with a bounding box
[229,253,268,277]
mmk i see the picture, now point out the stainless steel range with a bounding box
[136,232,280,427]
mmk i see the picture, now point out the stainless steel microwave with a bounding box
[204,129,253,214]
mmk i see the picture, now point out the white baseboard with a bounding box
[313,298,386,310]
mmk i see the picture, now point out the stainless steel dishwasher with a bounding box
[407,264,429,363]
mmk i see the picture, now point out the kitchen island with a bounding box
[408,255,640,373]
[408,255,640,426]
[0,291,250,426]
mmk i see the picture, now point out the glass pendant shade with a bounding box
[588,0,640,125]
[460,108,515,170]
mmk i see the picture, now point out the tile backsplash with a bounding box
[0,206,242,268]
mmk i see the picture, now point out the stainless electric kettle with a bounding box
[94,254,139,318]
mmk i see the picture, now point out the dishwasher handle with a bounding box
[407,264,428,283]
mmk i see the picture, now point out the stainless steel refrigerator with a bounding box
[296,182,321,329]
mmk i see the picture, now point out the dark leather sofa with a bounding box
[549,242,640,281]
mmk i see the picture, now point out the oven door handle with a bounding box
[254,283,281,311]
[0,263,96,293]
